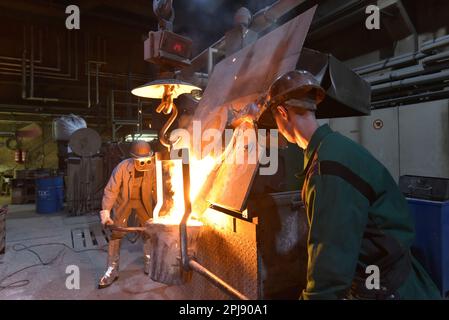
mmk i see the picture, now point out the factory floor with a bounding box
[0,202,190,300]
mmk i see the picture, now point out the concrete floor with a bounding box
[0,203,190,300]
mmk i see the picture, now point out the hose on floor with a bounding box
[0,242,107,292]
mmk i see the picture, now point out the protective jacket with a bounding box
[300,124,440,300]
[102,159,156,216]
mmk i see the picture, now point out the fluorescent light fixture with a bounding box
[131,79,201,99]
[125,133,158,142]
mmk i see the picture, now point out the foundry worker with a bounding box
[261,70,440,299]
[98,140,156,288]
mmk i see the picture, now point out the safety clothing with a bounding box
[98,158,156,289]
[258,70,326,128]
[130,140,153,159]
[267,70,326,110]
[300,124,441,300]
[110,200,152,240]
[102,159,156,215]
[131,171,144,200]
[134,157,153,172]
[98,239,120,289]
[100,209,113,226]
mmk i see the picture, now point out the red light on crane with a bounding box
[144,30,192,67]
[173,43,183,53]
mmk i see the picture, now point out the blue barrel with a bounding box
[36,176,64,214]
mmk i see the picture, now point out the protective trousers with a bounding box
[98,200,151,288]
[110,200,151,269]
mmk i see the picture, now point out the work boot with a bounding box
[143,233,151,275]
[98,239,120,289]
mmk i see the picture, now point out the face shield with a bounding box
[134,157,152,172]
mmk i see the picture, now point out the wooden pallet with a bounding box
[71,224,109,251]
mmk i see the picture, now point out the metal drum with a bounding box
[36,176,64,214]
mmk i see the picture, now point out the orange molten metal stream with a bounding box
[152,155,216,226]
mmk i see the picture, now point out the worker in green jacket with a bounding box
[261,69,440,300]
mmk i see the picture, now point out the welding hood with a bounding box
[259,48,371,127]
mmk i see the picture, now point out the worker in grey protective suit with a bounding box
[98,140,156,289]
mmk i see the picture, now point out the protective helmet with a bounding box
[130,140,153,159]
[267,70,326,110]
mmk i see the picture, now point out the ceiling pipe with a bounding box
[0,26,78,81]
[373,80,449,101]
[0,103,107,116]
[365,64,424,85]
[21,44,86,105]
[355,34,449,76]
[0,27,62,73]
[421,34,449,54]
[364,61,449,85]
[421,51,449,66]
[371,69,449,94]
[354,52,427,75]
[372,88,449,109]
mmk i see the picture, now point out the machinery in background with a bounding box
[10,169,55,205]
[156,2,372,299]
[1,122,63,192]
[145,0,192,68]
[224,7,258,57]
[4,123,43,167]
[5,118,83,206]
[136,0,200,151]
[66,128,103,216]
[132,79,200,149]
[53,114,87,172]
[65,128,135,216]
[11,174,35,204]
[129,1,372,300]
[0,172,12,197]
